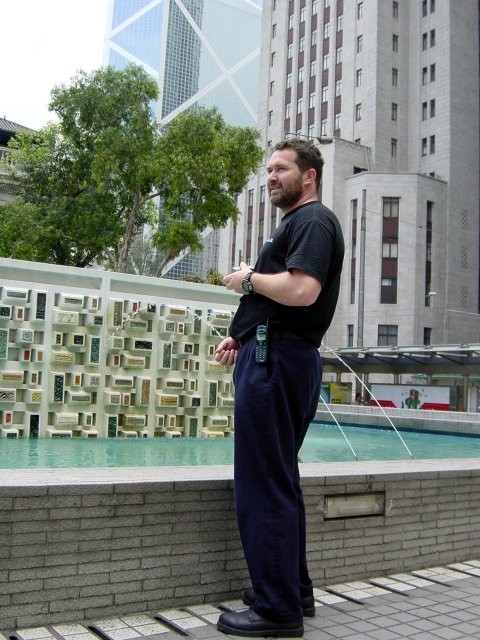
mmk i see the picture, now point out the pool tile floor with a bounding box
[4,560,480,640]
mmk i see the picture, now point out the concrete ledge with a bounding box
[2,459,480,629]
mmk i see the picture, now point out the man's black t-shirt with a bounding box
[229,201,344,348]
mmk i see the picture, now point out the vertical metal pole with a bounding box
[357,189,366,348]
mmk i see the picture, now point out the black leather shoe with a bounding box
[217,609,304,638]
[243,587,316,618]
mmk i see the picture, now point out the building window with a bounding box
[422,33,428,51]
[272,23,277,38]
[298,66,304,83]
[422,67,428,85]
[270,81,275,96]
[382,241,398,258]
[357,2,363,19]
[430,29,435,46]
[378,325,398,346]
[335,79,342,97]
[383,197,399,218]
[286,72,292,88]
[322,85,328,102]
[248,189,254,207]
[299,35,305,52]
[430,0,435,12]
[297,97,303,114]
[260,185,266,203]
[355,103,362,121]
[309,92,315,109]
[321,119,327,136]
[357,35,363,53]
[430,135,435,154]
[308,123,315,138]
[288,43,293,58]
[355,68,362,87]
[430,63,436,81]
[422,102,428,120]
[285,103,291,119]
[300,6,306,22]
[391,103,398,121]
[391,138,397,157]
[324,0,330,8]
[393,1,399,18]
[271,52,276,67]
[312,0,318,15]
[268,110,273,125]
[422,0,428,17]
[310,60,317,76]
[421,137,428,156]
[425,200,433,303]
[323,22,330,39]
[336,47,343,64]
[337,15,343,32]
[311,29,318,46]
[423,327,432,346]
[430,99,435,117]
[334,113,341,131]
[392,67,398,86]
[347,324,354,347]
[392,34,399,52]
[322,53,329,70]
[380,279,398,304]
[288,14,294,30]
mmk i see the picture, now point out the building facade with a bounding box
[219,0,480,349]
[104,0,262,128]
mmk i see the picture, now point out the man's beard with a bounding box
[269,176,303,210]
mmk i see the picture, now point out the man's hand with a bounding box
[214,337,241,366]
[223,261,252,294]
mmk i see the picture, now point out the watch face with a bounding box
[242,279,253,294]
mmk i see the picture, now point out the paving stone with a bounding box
[4,567,480,640]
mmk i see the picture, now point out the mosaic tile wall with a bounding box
[0,259,239,439]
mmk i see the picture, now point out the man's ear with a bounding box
[304,167,317,186]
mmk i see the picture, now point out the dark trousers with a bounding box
[233,337,322,623]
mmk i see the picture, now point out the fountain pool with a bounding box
[2,421,480,468]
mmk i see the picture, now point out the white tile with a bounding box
[136,624,170,636]
[16,629,55,640]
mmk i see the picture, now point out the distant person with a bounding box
[215,138,345,637]
[355,392,364,405]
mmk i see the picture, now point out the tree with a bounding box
[0,65,263,274]
[152,107,263,275]
[1,66,159,269]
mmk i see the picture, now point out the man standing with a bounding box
[215,138,344,637]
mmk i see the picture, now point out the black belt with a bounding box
[239,328,306,345]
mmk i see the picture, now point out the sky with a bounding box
[3,0,109,130]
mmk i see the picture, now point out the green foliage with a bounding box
[0,65,263,274]
[152,108,263,274]
[206,269,225,286]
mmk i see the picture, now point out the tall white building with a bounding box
[219,0,480,349]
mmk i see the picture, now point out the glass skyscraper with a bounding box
[104,0,262,128]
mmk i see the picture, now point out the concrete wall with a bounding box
[2,459,480,630]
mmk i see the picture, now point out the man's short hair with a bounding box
[273,138,324,189]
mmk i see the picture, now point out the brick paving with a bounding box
[4,561,480,640]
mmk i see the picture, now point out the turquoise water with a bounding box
[1,423,480,468]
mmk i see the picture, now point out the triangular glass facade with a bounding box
[105,0,262,127]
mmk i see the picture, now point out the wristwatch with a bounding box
[241,269,255,295]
